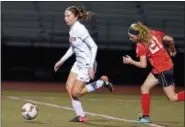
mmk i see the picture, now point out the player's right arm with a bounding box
[59,46,74,63]
[123,55,147,68]
[54,46,74,72]
[123,43,147,68]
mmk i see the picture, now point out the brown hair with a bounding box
[130,22,152,46]
[66,6,94,20]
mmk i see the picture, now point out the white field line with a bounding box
[8,96,166,127]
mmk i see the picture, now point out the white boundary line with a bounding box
[8,96,166,127]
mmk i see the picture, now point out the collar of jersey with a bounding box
[70,21,80,30]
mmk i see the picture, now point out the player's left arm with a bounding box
[84,36,98,68]
[78,26,98,68]
[78,26,98,79]
[163,35,177,56]
[83,36,98,79]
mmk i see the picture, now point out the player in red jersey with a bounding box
[123,22,184,123]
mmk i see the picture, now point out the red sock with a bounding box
[141,94,150,116]
[177,91,184,101]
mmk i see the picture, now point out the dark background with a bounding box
[1,1,184,86]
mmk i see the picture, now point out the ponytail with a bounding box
[76,6,94,20]
[66,6,94,20]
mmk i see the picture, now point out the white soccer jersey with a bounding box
[59,21,97,82]
[69,21,96,68]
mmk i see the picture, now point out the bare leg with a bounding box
[65,72,86,118]
[163,85,184,102]
[140,73,159,117]
[71,80,86,117]
[65,72,77,100]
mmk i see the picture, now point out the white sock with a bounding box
[85,80,104,92]
[72,100,86,117]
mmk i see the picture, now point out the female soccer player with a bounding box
[54,6,113,123]
[123,22,184,123]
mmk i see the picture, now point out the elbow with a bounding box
[93,44,98,51]
[169,37,174,41]
[167,36,174,42]
[141,63,147,68]
[164,36,174,42]
[169,38,174,44]
[95,44,98,49]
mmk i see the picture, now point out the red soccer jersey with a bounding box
[136,30,173,74]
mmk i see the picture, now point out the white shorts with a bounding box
[70,61,97,82]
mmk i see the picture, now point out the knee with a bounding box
[71,90,80,100]
[65,84,71,90]
[65,84,73,93]
[141,85,150,94]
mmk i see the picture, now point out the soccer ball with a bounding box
[21,103,38,120]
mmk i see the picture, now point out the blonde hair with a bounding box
[129,22,152,45]
[66,6,94,20]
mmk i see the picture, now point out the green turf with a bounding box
[2,91,184,127]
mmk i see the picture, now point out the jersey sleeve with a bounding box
[136,43,147,57]
[60,46,74,63]
[153,30,165,39]
[77,26,90,40]
[84,36,98,68]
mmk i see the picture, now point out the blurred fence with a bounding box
[2,45,184,85]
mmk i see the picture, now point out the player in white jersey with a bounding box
[54,6,114,123]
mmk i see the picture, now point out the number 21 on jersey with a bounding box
[149,36,163,54]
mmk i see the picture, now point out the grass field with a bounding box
[1,82,184,127]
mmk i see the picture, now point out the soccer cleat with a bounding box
[69,116,88,123]
[100,75,114,92]
[69,116,79,122]
[137,116,151,123]
[78,116,88,123]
